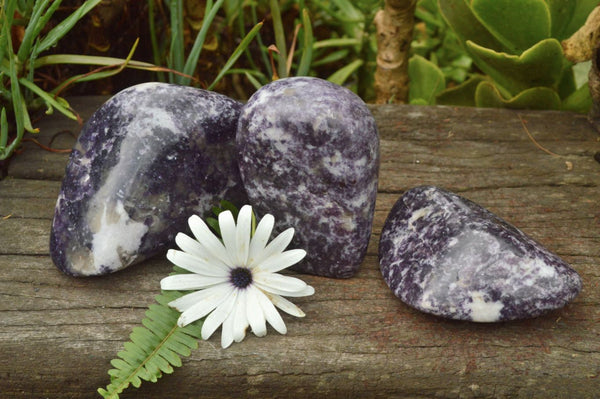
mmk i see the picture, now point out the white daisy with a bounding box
[160,205,314,348]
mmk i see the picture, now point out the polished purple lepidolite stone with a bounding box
[50,83,247,276]
[237,77,379,278]
[379,186,582,322]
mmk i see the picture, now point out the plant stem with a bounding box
[373,0,417,104]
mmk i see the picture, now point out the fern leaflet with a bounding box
[97,290,203,398]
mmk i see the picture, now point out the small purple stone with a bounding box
[237,77,379,278]
[379,186,582,322]
[50,83,247,276]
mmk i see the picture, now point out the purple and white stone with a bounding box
[237,77,379,278]
[379,186,582,322]
[50,83,247,276]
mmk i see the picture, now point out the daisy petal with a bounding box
[160,274,228,291]
[168,284,230,312]
[248,214,274,266]
[267,293,306,317]
[166,249,229,277]
[250,227,295,266]
[174,233,204,257]
[188,215,231,265]
[175,234,230,269]
[256,289,287,334]
[221,311,235,348]
[177,288,230,327]
[254,272,308,293]
[246,286,267,337]
[233,289,249,342]
[235,205,252,265]
[254,282,315,297]
[218,210,237,265]
[256,249,307,273]
[201,290,236,340]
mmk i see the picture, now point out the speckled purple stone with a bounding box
[379,186,582,322]
[50,83,247,276]
[237,77,379,278]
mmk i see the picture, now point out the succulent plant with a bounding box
[420,0,597,111]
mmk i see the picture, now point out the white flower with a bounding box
[160,205,314,348]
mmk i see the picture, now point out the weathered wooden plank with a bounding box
[6,96,109,181]
[0,98,599,398]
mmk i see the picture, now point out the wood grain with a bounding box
[1,99,599,398]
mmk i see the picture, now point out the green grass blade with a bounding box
[34,54,155,69]
[147,0,166,82]
[37,0,101,54]
[19,96,37,134]
[181,0,226,85]
[168,0,185,83]
[250,3,272,78]
[297,8,313,76]
[0,108,8,152]
[233,69,268,89]
[313,37,361,49]
[269,0,288,78]
[327,59,363,85]
[1,15,26,161]
[18,78,77,121]
[0,0,18,67]
[208,22,263,90]
[311,49,350,67]
[16,0,53,63]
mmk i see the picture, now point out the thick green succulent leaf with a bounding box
[475,81,561,110]
[551,0,598,41]
[437,0,508,53]
[561,82,592,113]
[471,0,551,54]
[436,74,489,107]
[409,55,445,105]
[545,0,577,40]
[466,38,567,96]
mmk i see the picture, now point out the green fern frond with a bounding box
[97,290,203,399]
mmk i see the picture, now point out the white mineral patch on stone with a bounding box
[90,200,148,270]
[467,291,504,322]
[407,206,433,231]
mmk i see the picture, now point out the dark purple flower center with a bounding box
[230,267,253,289]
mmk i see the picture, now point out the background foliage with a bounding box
[1,0,597,162]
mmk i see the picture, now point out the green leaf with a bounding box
[471,0,551,54]
[37,0,101,54]
[544,0,576,40]
[436,74,488,107]
[168,0,185,83]
[296,8,313,77]
[270,0,288,79]
[19,78,77,121]
[552,0,598,41]
[16,0,55,63]
[466,38,566,96]
[312,38,361,50]
[34,54,155,69]
[181,0,227,85]
[97,290,203,399]
[475,81,561,110]
[327,59,363,86]
[207,22,263,90]
[311,49,350,67]
[561,81,592,113]
[0,108,8,151]
[438,0,508,53]
[408,55,445,105]
[241,70,266,90]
